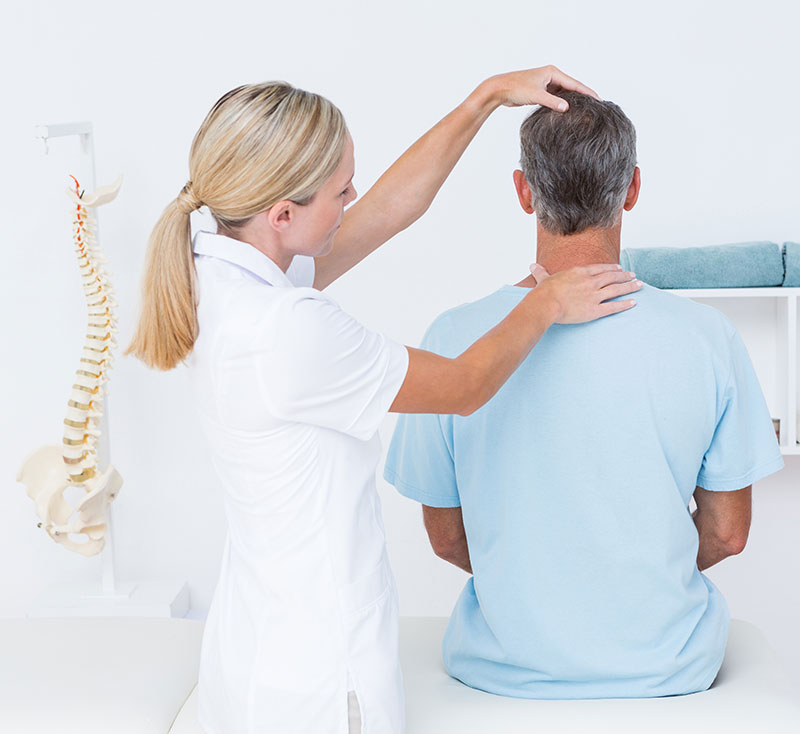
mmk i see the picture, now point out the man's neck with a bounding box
[514,224,622,288]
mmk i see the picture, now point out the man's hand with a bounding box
[486,65,601,112]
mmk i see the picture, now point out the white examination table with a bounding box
[1,617,797,733]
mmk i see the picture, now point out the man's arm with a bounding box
[422,505,472,574]
[692,485,752,571]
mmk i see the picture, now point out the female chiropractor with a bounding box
[127,66,640,734]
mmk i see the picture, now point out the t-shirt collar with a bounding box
[192,229,296,287]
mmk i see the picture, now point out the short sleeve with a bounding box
[383,316,461,507]
[696,329,784,491]
[257,292,409,441]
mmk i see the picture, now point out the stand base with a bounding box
[27,580,190,618]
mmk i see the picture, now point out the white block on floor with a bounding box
[27,579,190,618]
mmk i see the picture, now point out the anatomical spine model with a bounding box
[17,175,124,557]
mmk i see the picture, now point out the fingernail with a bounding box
[558,102,568,112]
[635,280,643,286]
[628,271,635,277]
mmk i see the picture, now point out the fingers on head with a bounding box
[543,93,569,112]
[547,67,601,100]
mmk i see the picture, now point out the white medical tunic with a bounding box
[187,230,410,734]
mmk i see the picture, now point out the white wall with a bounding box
[4,0,799,685]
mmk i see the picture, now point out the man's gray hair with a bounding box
[520,91,637,236]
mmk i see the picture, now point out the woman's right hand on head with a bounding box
[488,65,600,112]
[532,263,642,324]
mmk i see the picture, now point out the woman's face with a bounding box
[291,135,357,257]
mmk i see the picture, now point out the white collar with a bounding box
[192,230,295,288]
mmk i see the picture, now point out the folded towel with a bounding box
[619,242,784,289]
[783,242,800,287]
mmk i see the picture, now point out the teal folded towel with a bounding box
[619,242,784,289]
[783,242,800,287]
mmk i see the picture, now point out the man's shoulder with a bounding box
[636,285,737,339]
[422,288,522,356]
[420,283,738,357]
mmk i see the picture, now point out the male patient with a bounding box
[384,92,783,699]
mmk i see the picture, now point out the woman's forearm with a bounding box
[452,268,640,416]
[391,265,638,416]
[363,79,502,229]
[391,286,559,415]
[314,78,503,289]
[363,65,595,231]
[315,65,597,290]
[453,287,560,415]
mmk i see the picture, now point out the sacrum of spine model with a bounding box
[17,175,124,557]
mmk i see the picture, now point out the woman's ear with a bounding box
[513,170,535,214]
[267,200,294,232]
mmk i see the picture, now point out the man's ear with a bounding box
[513,170,535,214]
[266,200,294,232]
[623,167,641,211]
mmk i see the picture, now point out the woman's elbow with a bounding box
[453,364,486,417]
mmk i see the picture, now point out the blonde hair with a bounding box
[126,82,348,370]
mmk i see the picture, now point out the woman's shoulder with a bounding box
[220,281,338,340]
[230,280,331,312]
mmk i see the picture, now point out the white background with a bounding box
[3,0,799,686]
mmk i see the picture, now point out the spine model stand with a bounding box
[17,175,124,557]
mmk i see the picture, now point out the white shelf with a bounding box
[669,288,798,456]
[666,287,800,298]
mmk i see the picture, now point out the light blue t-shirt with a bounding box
[384,284,783,699]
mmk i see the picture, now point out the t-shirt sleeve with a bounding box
[696,328,784,491]
[383,316,461,507]
[257,291,409,441]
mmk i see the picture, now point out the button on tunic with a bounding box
[187,231,409,734]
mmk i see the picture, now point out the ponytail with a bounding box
[124,186,201,370]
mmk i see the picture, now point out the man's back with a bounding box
[385,283,782,698]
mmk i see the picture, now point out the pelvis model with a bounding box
[17,175,124,557]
